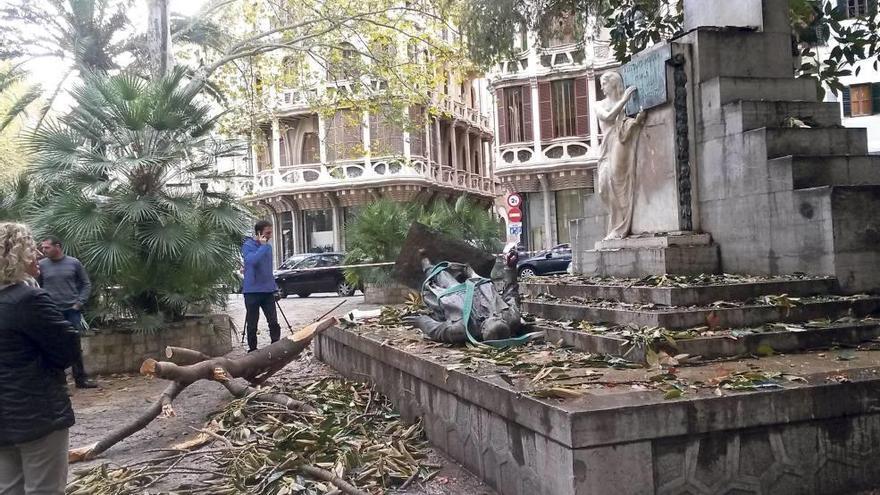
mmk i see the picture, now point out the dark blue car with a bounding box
[517,244,572,278]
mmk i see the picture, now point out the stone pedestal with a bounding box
[576,232,720,278]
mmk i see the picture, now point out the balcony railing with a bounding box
[250,156,495,197]
[274,89,318,112]
[536,42,587,70]
[497,136,597,168]
[436,97,491,130]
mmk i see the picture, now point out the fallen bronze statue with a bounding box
[404,248,540,348]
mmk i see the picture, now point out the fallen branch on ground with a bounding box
[68,317,335,463]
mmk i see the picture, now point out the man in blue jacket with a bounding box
[241,220,281,352]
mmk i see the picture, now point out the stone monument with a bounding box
[572,0,879,291]
[574,40,722,278]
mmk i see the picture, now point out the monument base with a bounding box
[577,232,720,278]
[315,322,880,495]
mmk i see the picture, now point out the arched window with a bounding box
[328,42,358,81]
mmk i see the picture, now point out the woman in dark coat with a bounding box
[0,223,79,494]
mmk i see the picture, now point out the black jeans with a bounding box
[244,292,281,351]
[61,309,89,384]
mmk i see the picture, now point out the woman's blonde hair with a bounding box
[0,222,38,285]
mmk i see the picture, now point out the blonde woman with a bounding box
[0,223,79,495]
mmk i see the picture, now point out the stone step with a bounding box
[541,320,880,362]
[523,295,880,330]
[704,76,818,108]
[769,155,880,189]
[722,100,842,134]
[522,276,838,306]
[759,127,869,159]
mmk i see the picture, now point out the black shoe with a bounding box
[75,379,98,389]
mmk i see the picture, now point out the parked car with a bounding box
[274,253,359,298]
[517,244,572,278]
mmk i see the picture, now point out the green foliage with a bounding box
[343,196,503,286]
[797,0,880,98]
[602,0,683,63]
[0,175,35,221]
[25,68,250,325]
[0,63,38,183]
[419,195,504,253]
[343,199,418,287]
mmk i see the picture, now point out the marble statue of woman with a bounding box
[596,71,647,240]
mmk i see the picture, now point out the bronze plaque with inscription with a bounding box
[620,44,672,116]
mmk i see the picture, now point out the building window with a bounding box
[843,83,880,117]
[280,211,294,259]
[552,79,576,138]
[524,192,546,251]
[328,42,358,81]
[504,86,525,143]
[301,132,320,164]
[541,12,577,47]
[555,189,588,244]
[328,110,363,161]
[519,24,529,52]
[845,0,871,17]
[303,209,334,253]
[851,84,872,116]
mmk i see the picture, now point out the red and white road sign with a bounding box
[506,193,522,208]
[507,207,522,223]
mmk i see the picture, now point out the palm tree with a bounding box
[420,195,504,254]
[343,199,418,286]
[0,64,40,133]
[25,68,250,325]
[344,196,503,286]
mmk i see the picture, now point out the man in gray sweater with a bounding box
[38,236,97,388]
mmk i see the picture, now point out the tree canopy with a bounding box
[24,68,250,325]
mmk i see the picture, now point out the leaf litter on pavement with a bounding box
[67,379,439,495]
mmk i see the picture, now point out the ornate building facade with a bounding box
[489,16,618,251]
[240,51,496,266]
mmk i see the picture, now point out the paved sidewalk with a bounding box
[68,293,493,494]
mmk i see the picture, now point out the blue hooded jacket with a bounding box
[241,237,278,293]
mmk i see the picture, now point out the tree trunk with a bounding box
[147,0,172,79]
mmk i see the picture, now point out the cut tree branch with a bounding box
[142,317,336,386]
[69,317,335,463]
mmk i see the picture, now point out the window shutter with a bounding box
[574,77,590,137]
[872,83,880,115]
[496,89,508,145]
[522,85,533,142]
[842,86,852,117]
[539,81,553,141]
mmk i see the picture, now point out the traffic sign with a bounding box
[508,223,523,236]
[506,193,522,208]
[507,207,522,223]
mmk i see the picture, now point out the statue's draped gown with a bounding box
[596,99,641,240]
